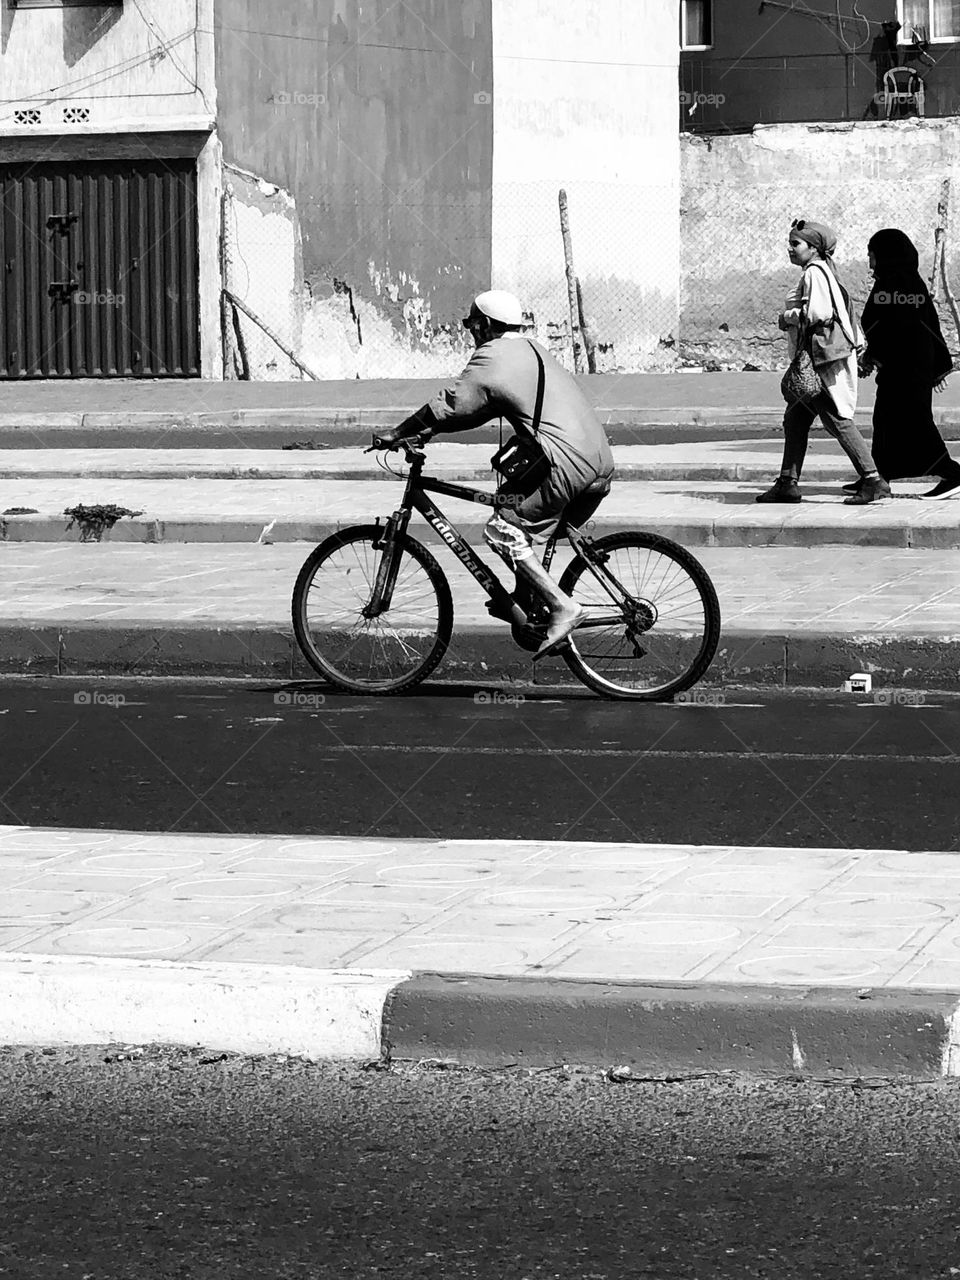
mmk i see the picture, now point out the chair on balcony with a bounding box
[882,66,925,119]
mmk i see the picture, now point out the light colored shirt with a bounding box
[782,261,862,420]
[423,333,615,487]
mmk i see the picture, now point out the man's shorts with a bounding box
[483,469,612,566]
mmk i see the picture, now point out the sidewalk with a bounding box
[2,543,959,686]
[1,824,959,1076]
[0,439,945,480]
[2,374,959,446]
[2,472,958,548]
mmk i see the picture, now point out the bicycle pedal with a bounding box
[485,599,515,624]
[511,622,546,653]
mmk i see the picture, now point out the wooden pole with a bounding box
[558,189,584,373]
[576,276,598,374]
[223,288,321,380]
[220,191,234,376]
[932,179,960,350]
[930,177,948,301]
[230,297,251,381]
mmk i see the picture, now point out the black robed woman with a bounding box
[859,228,960,500]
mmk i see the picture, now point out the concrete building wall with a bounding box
[490,0,679,371]
[215,0,493,377]
[0,0,220,378]
[0,0,212,124]
[680,119,960,369]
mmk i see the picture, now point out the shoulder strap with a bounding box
[527,339,545,437]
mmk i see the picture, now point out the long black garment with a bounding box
[861,231,958,481]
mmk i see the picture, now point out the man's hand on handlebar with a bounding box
[365,429,432,454]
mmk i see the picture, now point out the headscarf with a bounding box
[791,219,838,261]
[862,227,952,383]
[790,218,849,303]
[867,227,922,285]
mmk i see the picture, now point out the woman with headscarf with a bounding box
[757,218,890,505]
[858,228,960,500]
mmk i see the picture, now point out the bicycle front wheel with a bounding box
[292,525,453,694]
[558,532,721,701]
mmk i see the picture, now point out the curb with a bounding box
[383,975,960,1078]
[3,623,960,688]
[0,411,957,450]
[0,955,957,1078]
[0,462,943,483]
[0,953,408,1061]
[3,512,960,550]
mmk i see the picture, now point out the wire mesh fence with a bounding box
[680,175,960,370]
[220,165,960,379]
[220,169,683,379]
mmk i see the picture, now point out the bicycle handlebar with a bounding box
[365,433,428,457]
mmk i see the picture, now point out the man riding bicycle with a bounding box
[382,290,615,658]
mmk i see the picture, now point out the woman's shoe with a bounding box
[922,476,960,500]
[844,476,892,505]
[842,477,863,494]
[755,478,801,504]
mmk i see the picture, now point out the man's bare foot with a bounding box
[533,602,584,660]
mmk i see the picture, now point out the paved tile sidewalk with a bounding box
[2,476,956,549]
[0,440,938,482]
[2,826,960,989]
[2,543,958,635]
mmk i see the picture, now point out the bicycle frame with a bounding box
[365,447,623,629]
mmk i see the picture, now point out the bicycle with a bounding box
[291,434,722,700]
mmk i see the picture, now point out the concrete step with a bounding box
[0,441,940,483]
[1,542,958,686]
[0,477,957,548]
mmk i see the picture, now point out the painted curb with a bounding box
[0,953,410,1060]
[1,957,957,1078]
[1,622,959,689]
[383,975,960,1078]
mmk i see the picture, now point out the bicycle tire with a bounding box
[291,525,454,695]
[558,531,721,701]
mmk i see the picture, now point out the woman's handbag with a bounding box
[780,316,823,405]
[491,341,552,499]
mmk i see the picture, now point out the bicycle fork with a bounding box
[363,508,410,619]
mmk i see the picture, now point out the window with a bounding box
[681,0,712,49]
[898,0,960,42]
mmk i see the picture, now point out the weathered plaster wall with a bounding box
[490,0,679,371]
[0,0,211,125]
[680,119,960,368]
[215,0,492,377]
[222,164,304,380]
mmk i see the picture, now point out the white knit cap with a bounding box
[471,290,524,327]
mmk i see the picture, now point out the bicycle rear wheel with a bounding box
[558,531,721,701]
[292,525,453,694]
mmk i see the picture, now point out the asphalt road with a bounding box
[0,678,958,850]
[2,1048,960,1279]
